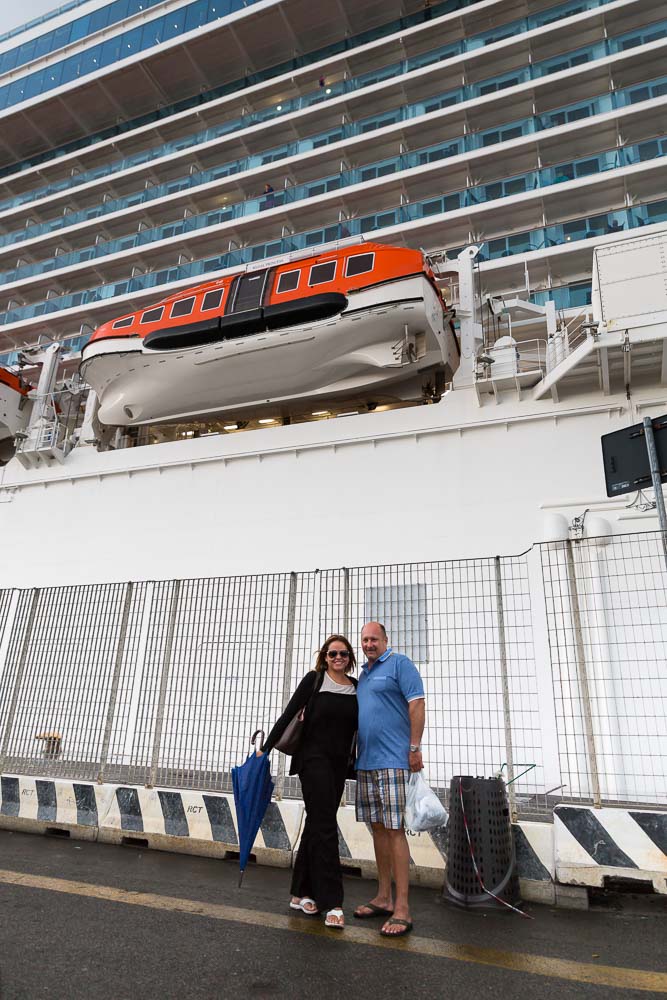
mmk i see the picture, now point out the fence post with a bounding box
[97,582,134,784]
[275,572,297,801]
[565,540,602,808]
[0,589,20,690]
[529,547,562,799]
[343,567,350,637]
[148,580,181,789]
[494,557,516,821]
[0,589,40,772]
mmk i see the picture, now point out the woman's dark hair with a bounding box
[314,633,357,674]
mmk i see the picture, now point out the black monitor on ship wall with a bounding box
[601,415,667,497]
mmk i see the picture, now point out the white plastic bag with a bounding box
[405,772,448,832]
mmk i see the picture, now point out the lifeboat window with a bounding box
[112,316,134,329]
[276,270,300,294]
[170,297,195,319]
[309,261,336,286]
[202,289,224,311]
[345,253,375,278]
[141,307,164,324]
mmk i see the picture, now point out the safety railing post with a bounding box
[97,582,134,783]
[0,589,40,772]
[565,540,602,808]
[494,557,516,821]
[343,567,350,638]
[148,580,181,789]
[275,571,297,801]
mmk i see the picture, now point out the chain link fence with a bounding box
[0,532,665,816]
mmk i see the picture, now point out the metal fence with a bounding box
[0,532,665,816]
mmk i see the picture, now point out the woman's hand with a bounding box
[255,749,265,757]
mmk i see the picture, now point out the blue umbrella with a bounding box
[232,730,274,887]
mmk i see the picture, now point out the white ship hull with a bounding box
[80,276,457,426]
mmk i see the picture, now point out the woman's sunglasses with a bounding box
[327,650,350,659]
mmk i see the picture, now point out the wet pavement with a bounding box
[0,829,665,999]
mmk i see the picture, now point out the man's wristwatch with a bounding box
[409,744,421,753]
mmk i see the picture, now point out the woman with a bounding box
[259,634,358,928]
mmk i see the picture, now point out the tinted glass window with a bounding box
[112,316,134,329]
[202,289,224,311]
[141,307,164,324]
[277,270,300,293]
[346,253,374,278]
[170,297,195,318]
[309,261,336,285]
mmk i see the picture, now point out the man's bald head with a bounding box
[361,621,388,664]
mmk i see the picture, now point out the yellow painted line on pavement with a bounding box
[1,867,666,993]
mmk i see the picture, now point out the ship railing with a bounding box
[475,338,547,380]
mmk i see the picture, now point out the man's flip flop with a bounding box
[353,902,394,919]
[380,918,413,937]
[289,897,319,915]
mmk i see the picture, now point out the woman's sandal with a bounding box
[289,897,319,915]
[325,908,345,929]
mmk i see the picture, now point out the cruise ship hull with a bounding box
[80,275,458,426]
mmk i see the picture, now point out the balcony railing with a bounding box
[0,0,648,210]
[2,133,666,287]
[1,193,666,328]
[0,0,615,179]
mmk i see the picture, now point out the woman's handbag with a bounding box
[273,671,324,755]
[274,705,306,755]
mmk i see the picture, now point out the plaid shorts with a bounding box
[355,768,408,830]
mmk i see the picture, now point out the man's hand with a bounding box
[408,749,423,772]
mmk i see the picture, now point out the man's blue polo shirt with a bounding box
[356,648,425,771]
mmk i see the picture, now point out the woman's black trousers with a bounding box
[291,754,348,911]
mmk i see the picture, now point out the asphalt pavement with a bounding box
[0,829,665,999]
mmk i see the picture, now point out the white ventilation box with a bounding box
[593,228,667,331]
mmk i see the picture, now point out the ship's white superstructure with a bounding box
[0,0,663,587]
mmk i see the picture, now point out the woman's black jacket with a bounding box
[262,670,358,777]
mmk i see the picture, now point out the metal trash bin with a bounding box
[442,775,520,909]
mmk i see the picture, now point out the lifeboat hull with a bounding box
[81,275,457,426]
[0,368,30,462]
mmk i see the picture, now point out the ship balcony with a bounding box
[0,0,652,177]
[0,0,664,224]
[1,54,666,266]
[0,50,663,294]
[0,87,662,261]
[0,131,664,314]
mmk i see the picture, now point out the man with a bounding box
[353,621,425,937]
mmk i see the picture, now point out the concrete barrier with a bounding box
[4,774,665,904]
[0,774,113,841]
[554,804,667,895]
[96,785,304,869]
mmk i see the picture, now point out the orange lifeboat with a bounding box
[80,241,458,426]
[0,365,30,463]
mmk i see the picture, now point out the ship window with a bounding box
[364,584,429,665]
[170,297,195,319]
[276,270,300,294]
[140,307,164,324]
[345,253,375,278]
[309,261,336,285]
[112,316,134,329]
[202,289,224,311]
